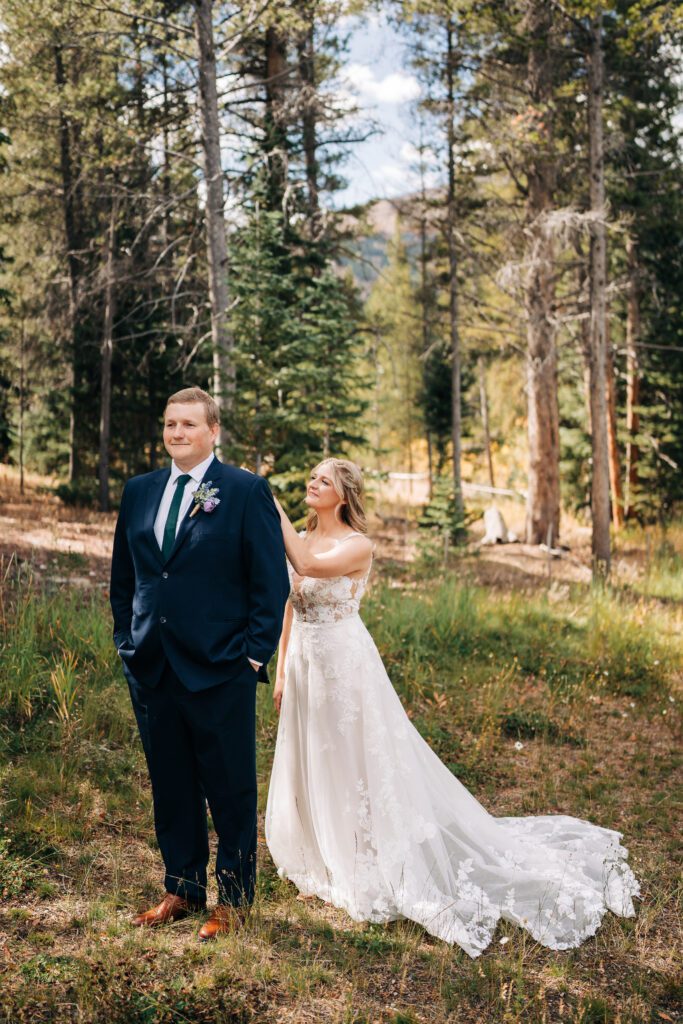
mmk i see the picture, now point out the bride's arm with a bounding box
[274,498,372,578]
[273,600,292,714]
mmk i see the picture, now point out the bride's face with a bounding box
[306,464,344,515]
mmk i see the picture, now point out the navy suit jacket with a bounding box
[109,456,290,691]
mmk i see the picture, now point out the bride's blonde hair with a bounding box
[305,458,367,534]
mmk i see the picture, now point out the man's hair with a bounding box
[165,387,220,428]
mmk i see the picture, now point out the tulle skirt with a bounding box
[265,614,639,957]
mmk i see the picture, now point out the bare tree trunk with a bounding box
[194,0,233,438]
[297,10,320,239]
[625,235,641,519]
[98,200,117,512]
[161,10,172,257]
[418,128,434,502]
[478,356,495,488]
[54,42,83,483]
[605,317,624,529]
[19,320,25,497]
[265,24,288,214]
[523,2,560,546]
[445,19,463,521]
[426,432,434,502]
[372,330,382,507]
[587,10,611,577]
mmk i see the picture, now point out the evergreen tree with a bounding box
[605,0,683,519]
[365,223,423,474]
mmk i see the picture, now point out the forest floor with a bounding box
[0,464,671,593]
[0,465,681,1024]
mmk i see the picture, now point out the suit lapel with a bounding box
[164,455,222,565]
[145,469,171,566]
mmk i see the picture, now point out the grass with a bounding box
[618,522,683,603]
[0,538,681,1023]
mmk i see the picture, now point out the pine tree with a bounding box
[365,223,423,474]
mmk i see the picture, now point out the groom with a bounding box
[110,386,289,940]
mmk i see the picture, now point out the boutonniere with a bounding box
[190,480,221,517]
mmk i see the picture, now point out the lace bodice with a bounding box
[287,532,372,624]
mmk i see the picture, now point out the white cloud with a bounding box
[399,141,438,167]
[344,63,421,105]
[338,7,392,36]
[376,157,440,197]
[379,161,411,188]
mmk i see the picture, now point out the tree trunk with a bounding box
[445,19,463,521]
[478,356,495,488]
[98,199,117,512]
[605,316,624,529]
[19,320,25,497]
[264,24,289,214]
[161,9,172,257]
[625,235,641,519]
[194,0,233,437]
[418,129,434,501]
[587,10,611,577]
[297,11,320,239]
[523,2,560,546]
[54,42,83,483]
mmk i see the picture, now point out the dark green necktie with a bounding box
[162,474,191,560]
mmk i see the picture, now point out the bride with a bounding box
[264,458,639,957]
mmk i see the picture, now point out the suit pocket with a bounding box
[117,639,136,659]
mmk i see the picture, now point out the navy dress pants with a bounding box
[127,660,258,907]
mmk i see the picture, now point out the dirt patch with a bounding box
[1,466,657,600]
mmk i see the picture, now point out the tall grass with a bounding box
[614,522,683,602]
[363,575,675,702]
[0,555,680,1024]
[0,564,122,733]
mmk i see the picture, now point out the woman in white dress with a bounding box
[265,458,639,958]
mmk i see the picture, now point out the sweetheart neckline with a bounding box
[289,560,373,596]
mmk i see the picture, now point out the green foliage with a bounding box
[0,836,40,898]
[365,223,424,471]
[226,186,369,507]
[559,374,592,517]
[0,0,210,484]
[416,475,471,562]
[54,479,100,509]
[605,2,683,516]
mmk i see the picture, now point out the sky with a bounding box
[334,12,683,210]
[332,8,428,208]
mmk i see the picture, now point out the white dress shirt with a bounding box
[153,452,261,671]
[153,452,216,550]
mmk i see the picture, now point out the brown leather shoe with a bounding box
[132,893,199,928]
[197,904,247,942]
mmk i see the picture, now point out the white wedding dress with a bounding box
[265,536,639,957]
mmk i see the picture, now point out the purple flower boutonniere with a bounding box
[190,480,221,517]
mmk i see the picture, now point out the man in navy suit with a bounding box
[110,386,289,940]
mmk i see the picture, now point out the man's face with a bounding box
[163,402,218,469]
